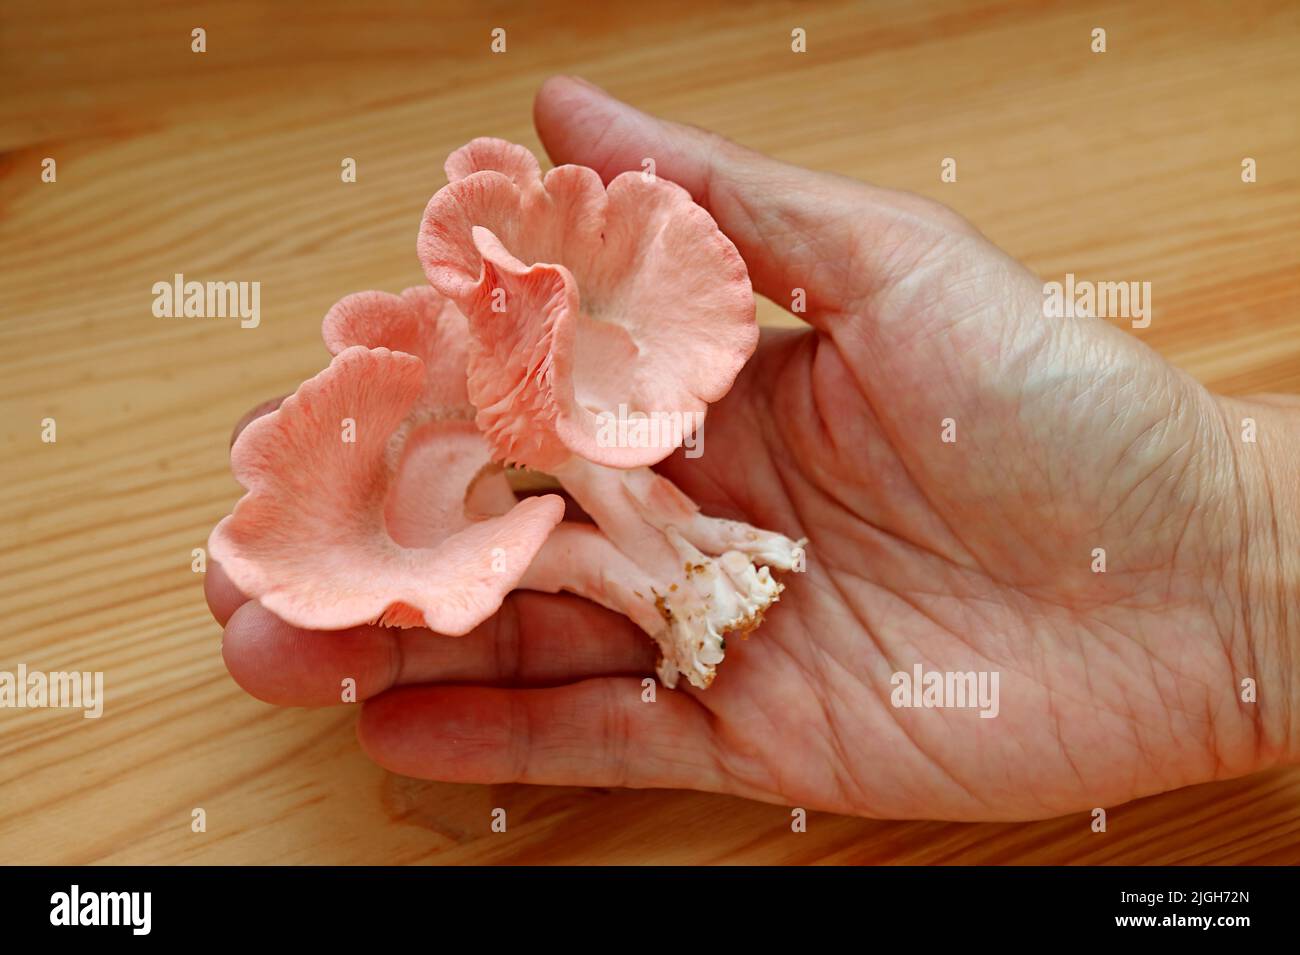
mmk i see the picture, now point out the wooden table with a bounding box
[2,0,1297,864]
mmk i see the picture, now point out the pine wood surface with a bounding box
[1,0,1297,864]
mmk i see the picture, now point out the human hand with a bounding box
[208,76,1298,821]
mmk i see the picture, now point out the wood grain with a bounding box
[1,0,1297,864]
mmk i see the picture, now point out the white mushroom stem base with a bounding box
[524,458,805,689]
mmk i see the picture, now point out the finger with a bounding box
[357,678,729,792]
[204,559,250,627]
[222,600,400,706]
[532,75,975,325]
[221,592,657,706]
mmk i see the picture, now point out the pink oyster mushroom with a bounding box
[208,286,566,636]
[418,139,806,688]
[321,287,667,641]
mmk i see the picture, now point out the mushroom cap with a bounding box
[208,344,564,634]
[322,283,523,524]
[322,285,472,415]
[418,137,756,471]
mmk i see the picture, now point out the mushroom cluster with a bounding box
[210,138,805,688]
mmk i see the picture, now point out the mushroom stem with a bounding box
[519,522,667,639]
[546,456,805,689]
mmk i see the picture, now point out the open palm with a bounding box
[209,77,1272,821]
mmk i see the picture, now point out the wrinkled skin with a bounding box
[207,77,1298,821]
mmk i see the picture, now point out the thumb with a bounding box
[532,75,976,328]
